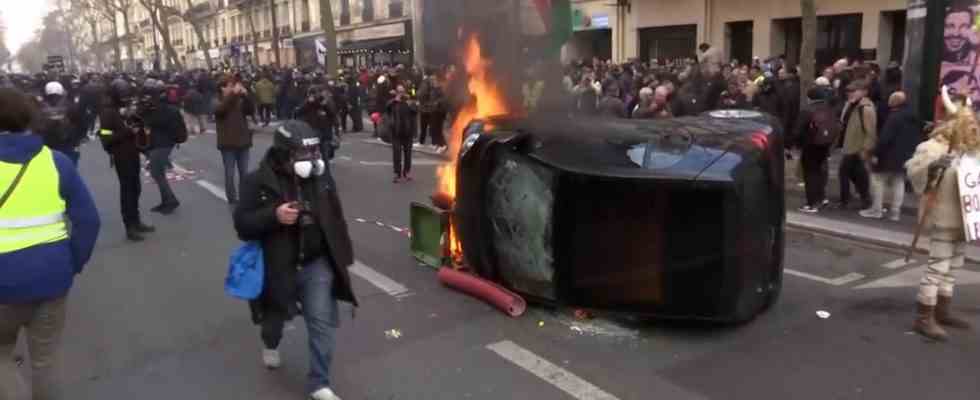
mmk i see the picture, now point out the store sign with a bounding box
[592,14,609,28]
[959,155,980,242]
[350,22,405,42]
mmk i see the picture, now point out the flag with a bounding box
[524,0,572,55]
[315,39,327,66]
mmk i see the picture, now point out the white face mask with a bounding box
[293,159,326,179]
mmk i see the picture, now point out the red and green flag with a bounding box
[524,0,573,54]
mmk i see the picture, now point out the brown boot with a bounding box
[937,296,973,330]
[914,303,949,341]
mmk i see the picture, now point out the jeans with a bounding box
[869,172,906,216]
[260,258,339,394]
[801,145,830,206]
[0,297,67,400]
[148,146,178,206]
[221,148,250,204]
[392,134,413,177]
[838,153,871,207]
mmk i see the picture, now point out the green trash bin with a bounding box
[410,202,449,268]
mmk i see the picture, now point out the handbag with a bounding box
[225,241,265,300]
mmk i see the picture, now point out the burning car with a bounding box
[451,111,785,322]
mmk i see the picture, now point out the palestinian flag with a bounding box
[522,0,572,54]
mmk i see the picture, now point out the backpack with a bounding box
[809,104,842,146]
[37,102,76,150]
[225,241,265,300]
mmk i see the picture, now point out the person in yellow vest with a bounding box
[0,88,101,399]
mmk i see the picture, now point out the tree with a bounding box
[137,0,183,70]
[799,0,816,105]
[88,0,123,69]
[16,38,47,73]
[269,0,280,67]
[74,0,104,71]
[157,0,215,70]
[100,0,138,71]
[319,0,338,71]
[237,0,261,67]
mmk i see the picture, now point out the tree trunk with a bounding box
[182,0,213,70]
[270,0,281,67]
[146,4,182,70]
[121,11,135,71]
[799,0,817,105]
[319,0,338,71]
[245,5,259,66]
[88,18,102,71]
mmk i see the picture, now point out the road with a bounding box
[18,124,980,400]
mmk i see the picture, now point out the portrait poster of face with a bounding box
[941,1,980,110]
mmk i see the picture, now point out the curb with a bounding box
[786,212,980,264]
[783,179,921,216]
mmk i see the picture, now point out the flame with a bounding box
[436,36,511,199]
[436,35,511,265]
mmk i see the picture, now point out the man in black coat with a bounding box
[233,120,356,400]
[142,80,188,215]
[388,84,418,183]
[98,81,156,241]
[861,91,924,221]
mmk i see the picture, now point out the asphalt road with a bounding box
[17,124,980,400]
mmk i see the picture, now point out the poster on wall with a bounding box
[940,1,980,110]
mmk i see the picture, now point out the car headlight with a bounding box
[460,133,481,159]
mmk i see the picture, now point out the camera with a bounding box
[296,200,316,226]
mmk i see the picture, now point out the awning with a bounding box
[339,37,405,55]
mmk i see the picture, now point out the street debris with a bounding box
[816,310,831,319]
[573,309,594,320]
[570,326,584,334]
[384,329,403,339]
[355,218,367,223]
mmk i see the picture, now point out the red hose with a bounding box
[438,267,527,317]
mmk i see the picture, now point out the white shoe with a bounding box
[310,387,342,400]
[859,208,883,219]
[262,348,281,369]
[412,143,421,148]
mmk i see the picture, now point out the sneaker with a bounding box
[798,205,819,214]
[262,349,281,369]
[310,387,342,400]
[820,199,831,209]
[393,176,403,184]
[412,143,421,148]
[888,213,901,222]
[859,208,883,219]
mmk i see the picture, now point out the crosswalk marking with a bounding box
[350,261,412,298]
[487,340,620,400]
[882,258,916,270]
[784,269,865,286]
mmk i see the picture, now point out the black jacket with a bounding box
[387,97,418,139]
[234,154,357,323]
[779,78,801,136]
[98,104,143,162]
[872,105,924,173]
[144,101,188,149]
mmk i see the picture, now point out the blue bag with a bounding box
[225,241,265,300]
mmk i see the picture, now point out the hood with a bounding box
[0,133,44,164]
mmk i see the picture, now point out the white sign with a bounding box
[957,154,980,241]
[349,23,405,42]
[315,39,327,65]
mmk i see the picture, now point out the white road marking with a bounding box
[784,269,865,286]
[882,258,915,270]
[856,266,980,289]
[358,160,443,166]
[338,155,352,161]
[350,260,412,298]
[486,340,620,400]
[195,180,228,202]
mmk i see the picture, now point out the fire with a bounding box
[436,35,511,199]
[435,35,512,266]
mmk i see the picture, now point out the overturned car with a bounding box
[452,111,785,322]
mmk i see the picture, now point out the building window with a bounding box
[340,0,351,26]
[388,0,403,18]
[362,0,373,22]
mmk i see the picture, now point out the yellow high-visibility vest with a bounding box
[0,147,68,254]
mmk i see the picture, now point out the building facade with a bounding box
[568,0,910,69]
[92,0,417,71]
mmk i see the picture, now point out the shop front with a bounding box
[565,7,613,62]
[294,20,414,70]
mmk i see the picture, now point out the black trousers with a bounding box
[839,153,871,206]
[801,145,830,206]
[349,107,364,132]
[259,104,274,124]
[114,156,142,227]
[419,112,447,146]
[338,108,349,131]
[392,134,413,177]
